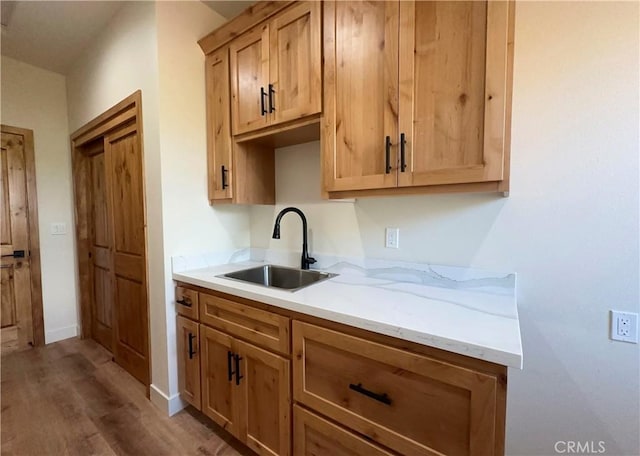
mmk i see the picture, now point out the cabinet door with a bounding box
[269,1,321,126]
[236,339,290,456]
[323,1,399,192]
[230,24,270,135]
[206,49,233,202]
[294,405,395,456]
[398,1,512,187]
[200,325,240,436]
[176,316,201,409]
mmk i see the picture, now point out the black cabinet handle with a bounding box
[176,298,192,308]
[349,383,392,405]
[188,333,196,359]
[260,87,267,115]
[234,354,243,385]
[268,84,276,113]
[400,133,407,172]
[221,165,228,189]
[385,136,392,173]
[227,351,234,382]
[1,250,25,258]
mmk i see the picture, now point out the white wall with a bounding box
[1,56,78,343]
[66,0,250,414]
[155,0,250,411]
[251,2,640,455]
[65,0,170,400]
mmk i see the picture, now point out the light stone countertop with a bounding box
[172,251,523,369]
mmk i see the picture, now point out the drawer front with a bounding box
[200,292,290,355]
[176,286,199,319]
[294,405,395,456]
[293,321,499,456]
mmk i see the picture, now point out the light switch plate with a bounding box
[51,222,67,235]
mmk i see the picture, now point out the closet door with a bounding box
[104,124,149,386]
[89,150,113,351]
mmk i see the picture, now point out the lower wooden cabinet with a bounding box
[237,339,290,456]
[176,285,507,456]
[199,323,291,456]
[200,325,238,433]
[294,405,394,456]
[176,316,201,410]
[293,320,505,456]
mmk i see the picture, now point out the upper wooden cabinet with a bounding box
[205,47,275,205]
[322,0,515,197]
[229,1,321,136]
[206,48,234,202]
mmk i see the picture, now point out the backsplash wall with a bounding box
[250,2,640,454]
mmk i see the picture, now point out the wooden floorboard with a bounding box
[1,337,251,456]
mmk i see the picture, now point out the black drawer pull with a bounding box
[385,136,392,173]
[234,354,243,385]
[188,333,196,359]
[176,298,192,308]
[227,351,234,382]
[349,383,392,405]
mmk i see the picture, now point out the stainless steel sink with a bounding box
[219,264,337,292]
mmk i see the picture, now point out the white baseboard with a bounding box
[45,325,79,344]
[150,384,186,416]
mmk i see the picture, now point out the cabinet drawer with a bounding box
[293,321,500,456]
[176,286,199,320]
[200,292,290,355]
[294,405,395,456]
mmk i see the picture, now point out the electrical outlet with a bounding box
[611,310,638,343]
[385,227,399,249]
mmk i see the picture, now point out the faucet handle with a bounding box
[307,256,317,265]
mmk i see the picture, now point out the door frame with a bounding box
[1,124,45,347]
[69,91,150,382]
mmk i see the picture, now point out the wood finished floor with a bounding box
[1,337,252,456]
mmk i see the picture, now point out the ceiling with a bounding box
[202,1,256,19]
[0,1,255,76]
[1,1,123,75]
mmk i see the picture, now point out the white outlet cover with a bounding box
[385,227,399,249]
[611,310,638,343]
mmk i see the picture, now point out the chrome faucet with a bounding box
[272,207,317,270]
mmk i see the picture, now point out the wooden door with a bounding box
[89,151,113,351]
[398,1,511,187]
[230,24,270,135]
[177,316,201,409]
[323,1,399,192]
[293,405,395,456]
[206,48,234,202]
[236,339,290,456]
[269,1,321,126]
[200,325,240,436]
[104,124,149,385]
[1,131,35,352]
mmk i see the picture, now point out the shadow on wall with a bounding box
[249,141,508,267]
